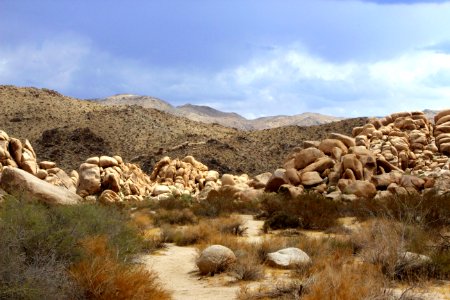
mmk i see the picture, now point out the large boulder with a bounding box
[77,163,101,197]
[267,247,311,269]
[294,148,324,170]
[265,169,288,192]
[99,155,119,168]
[301,171,323,186]
[0,167,81,205]
[302,156,334,174]
[98,189,122,205]
[343,180,377,199]
[318,139,348,156]
[196,245,236,274]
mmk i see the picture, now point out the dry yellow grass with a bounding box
[70,236,171,300]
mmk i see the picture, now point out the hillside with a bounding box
[0,85,367,175]
[94,94,344,130]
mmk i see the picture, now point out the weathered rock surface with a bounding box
[0,167,81,205]
[196,245,236,274]
[267,247,311,268]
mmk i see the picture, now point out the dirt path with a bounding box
[141,245,239,300]
[141,215,263,300]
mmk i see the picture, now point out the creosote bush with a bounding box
[260,192,340,231]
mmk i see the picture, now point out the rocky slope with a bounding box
[0,85,366,176]
[94,94,344,130]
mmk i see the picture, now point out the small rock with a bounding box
[267,247,311,269]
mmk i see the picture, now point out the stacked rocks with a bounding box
[1,130,39,174]
[434,109,450,156]
[268,110,450,200]
[360,111,447,174]
[149,155,221,199]
[0,130,78,192]
[0,130,154,204]
[77,155,153,204]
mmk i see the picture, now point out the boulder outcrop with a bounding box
[0,167,81,205]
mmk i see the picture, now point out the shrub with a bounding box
[261,192,340,231]
[229,254,264,281]
[0,196,151,298]
[237,280,304,300]
[154,208,198,225]
[192,189,258,217]
[70,236,171,300]
[214,215,247,236]
[156,194,193,210]
[351,193,450,229]
[302,252,387,300]
[161,222,211,246]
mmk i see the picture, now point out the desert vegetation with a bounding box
[126,190,449,299]
[1,172,449,299]
[0,196,170,300]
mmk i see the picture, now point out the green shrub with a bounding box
[0,196,150,298]
[261,192,340,231]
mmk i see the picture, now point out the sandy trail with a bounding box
[141,215,263,300]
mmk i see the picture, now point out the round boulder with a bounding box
[196,245,236,274]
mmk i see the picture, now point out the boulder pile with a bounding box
[0,130,153,204]
[1,108,449,205]
[0,129,228,204]
[76,155,153,204]
[148,155,221,199]
[433,109,450,156]
[266,110,450,200]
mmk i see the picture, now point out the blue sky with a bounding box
[1,0,450,118]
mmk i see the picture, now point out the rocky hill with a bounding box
[94,94,344,130]
[0,85,367,176]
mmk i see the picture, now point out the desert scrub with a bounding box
[301,251,387,300]
[260,192,340,231]
[153,208,198,225]
[161,216,247,246]
[350,218,443,280]
[351,193,450,229]
[70,236,171,300]
[192,189,259,217]
[0,196,153,299]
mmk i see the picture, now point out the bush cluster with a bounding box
[0,196,169,299]
[260,192,340,231]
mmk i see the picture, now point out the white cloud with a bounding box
[1,37,450,119]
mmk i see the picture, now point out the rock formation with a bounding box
[1,108,449,205]
[273,110,450,200]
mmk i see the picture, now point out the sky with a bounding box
[1,0,450,119]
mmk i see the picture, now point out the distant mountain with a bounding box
[251,113,344,130]
[93,94,177,113]
[93,95,343,130]
[0,85,367,176]
[422,109,439,122]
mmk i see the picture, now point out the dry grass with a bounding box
[154,208,198,225]
[302,252,387,300]
[70,236,171,300]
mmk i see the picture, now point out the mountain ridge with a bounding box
[93,94,344,130]
[0,85,367,175]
